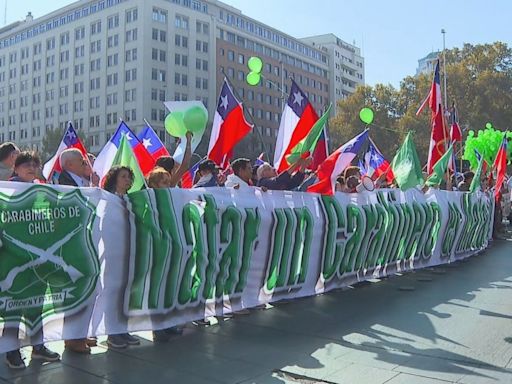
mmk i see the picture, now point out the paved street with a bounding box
[1,239,512,384]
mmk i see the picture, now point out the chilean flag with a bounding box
[308,130,369,195]
[42,122,88,183]
[94,121,156,181]
[493,135,508,200]
[180,162,200,189]
[364,139,394,183]
[417,60,449,174]
[137,123,170,161]
[449,104,462,142]
[254,152,265,167]
[310,127,328,171]
[274,80,319,173]
[208,79,253,167]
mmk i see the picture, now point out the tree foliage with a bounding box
[329,42,512,164]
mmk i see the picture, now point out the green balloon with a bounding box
[485,122,492,129]
[246,72,261,86]
[164,112,187,137]
[247,56,263,73]
[359,107,374,125]
[183,106,207,133]
[468,130,474,137]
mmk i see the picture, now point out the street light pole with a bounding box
[441,29,447,111]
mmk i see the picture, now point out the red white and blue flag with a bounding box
[416,59,449,174]
[208,79,253,167]
[308,130,369,195]
[493,135,508,200]
[94,121,156,181]
[449,104,462,142]
[254,152,265,168]
[274,80,319,172]
[42,122,88,183]
[137,123,170,161]
[180,162,200,189]
[364,139,394,183]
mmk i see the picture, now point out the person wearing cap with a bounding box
[225,158,253,190]
[256,157,310,191]
[193,159,225,188]
[0,142,20,181]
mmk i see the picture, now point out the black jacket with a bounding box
[58,170,79,186]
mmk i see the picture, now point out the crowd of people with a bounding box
[0,137,510,369]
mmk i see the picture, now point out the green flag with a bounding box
[391,132,424,191]
[112,135,146,193]
[469,154,484,193]
[425,146,453,187]
[285,104,332,165]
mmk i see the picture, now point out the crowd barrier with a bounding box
[0,182,494,352]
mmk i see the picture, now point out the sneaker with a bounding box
[121,333,140,345]
[153,330,171,343]
[107,335,128,349]
[5,350,25,369]
[164,326,184,336]
[32,345,60,362]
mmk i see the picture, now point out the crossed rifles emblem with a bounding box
[0,225,84,292]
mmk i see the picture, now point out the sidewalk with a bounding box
[1,239,512,383]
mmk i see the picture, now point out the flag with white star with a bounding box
[94,121,156,182]
[137,123,170,161]
[274,79,319,173]
[207,79,253,167]
[42,122,89,183]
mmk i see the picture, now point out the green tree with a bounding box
[330,42,512,165]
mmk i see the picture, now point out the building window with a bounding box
[90,21,101,35]
[107,14,119,29]
[152,7,167,23]
[126,8,138,23]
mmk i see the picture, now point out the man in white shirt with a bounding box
[225,158,253,190]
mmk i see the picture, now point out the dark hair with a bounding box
[344,166,361,180]
[103,165,134,193]
[463,171,475,180]
[346,175,359,190]
[231,158,251,175]
[0,142,19,162]
[337,176,345,185]
[155,156,175,173]
[198,159,217,173]
[14,151,40,168]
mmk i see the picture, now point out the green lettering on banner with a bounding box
[442,202,461,257]
[202,195,219,300]
[178,202,205,305]
[288,207,313,285]
[357,205,377,271]
[319,195,346,282]
[127,190,183,311]
[365,203,387,269]
[383,195,401,265]
[265,207,313,291]
[216,206,242,298]
[406,203,426,260]
[421,202,441,258]
[235,208,260,293]
[340,204,363,274]
[397,204,415,261]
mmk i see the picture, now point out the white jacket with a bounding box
[225,174,251,190]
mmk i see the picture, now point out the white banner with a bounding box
[0,183,493,352]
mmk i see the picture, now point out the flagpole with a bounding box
[220,68,270,162]
[441,29,448,111]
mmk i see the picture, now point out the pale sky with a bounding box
[3,0,511,87]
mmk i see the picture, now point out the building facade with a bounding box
[300,34,365,114]
[416,51,440,76]
[0,0,363,160]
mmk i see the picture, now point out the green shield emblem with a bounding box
[0,186,99,333]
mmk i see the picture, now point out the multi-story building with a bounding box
[416,51,440,76]
[300,34,365,113]
[0,0,363,160]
